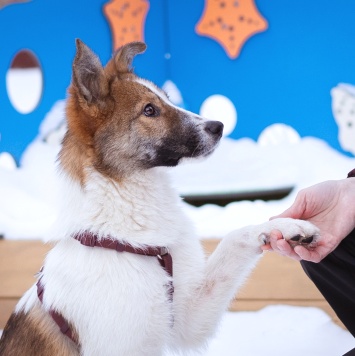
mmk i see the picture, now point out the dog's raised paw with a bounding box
[260,218,320,249]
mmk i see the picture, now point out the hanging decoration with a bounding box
[103,0,149,52]
[195,0,268,59]
[0,0,30,10]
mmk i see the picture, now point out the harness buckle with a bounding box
[158,246,169,259]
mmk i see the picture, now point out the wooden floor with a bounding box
[0,239,344,330]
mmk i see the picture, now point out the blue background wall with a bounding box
[1,0,355,162]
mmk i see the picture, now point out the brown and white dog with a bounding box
[0,40,319,356]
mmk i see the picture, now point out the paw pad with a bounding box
[288,234,315,246]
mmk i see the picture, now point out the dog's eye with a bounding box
[144,104,158,117]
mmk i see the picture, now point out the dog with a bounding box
[0,40,319,356]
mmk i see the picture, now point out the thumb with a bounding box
[270,196,306,221]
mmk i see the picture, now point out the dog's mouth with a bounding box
[154,146,184,167]
[157,135,222,167]
[198,141,221,158]
[143,120,224,168]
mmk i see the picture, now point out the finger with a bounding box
[275,239,302,260]
[275,239,293,253]
[260,230,283,251]
[268,230,284,251]
[261,244,272,251]
[294,245,322,263]
[268,231,302,260]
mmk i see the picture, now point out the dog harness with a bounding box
[36,231,174,344]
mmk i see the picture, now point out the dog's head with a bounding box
[61,39,223,182]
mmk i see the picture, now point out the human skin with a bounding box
[262,178,355,262]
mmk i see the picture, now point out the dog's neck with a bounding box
[48,166,191,246]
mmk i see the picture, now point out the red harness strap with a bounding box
[36,278,77,344]
[73,231,174,297]
[36,232,174,344]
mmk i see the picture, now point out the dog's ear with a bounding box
[72,39,109,104]
[107,42,147,75]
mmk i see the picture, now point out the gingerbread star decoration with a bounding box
[0,0,30,10]
[195,0,268,59]
[103,0,149,52]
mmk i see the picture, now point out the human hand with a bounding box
[262,179,355,262]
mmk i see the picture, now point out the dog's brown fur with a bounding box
[61,40,206,185]
[0,304,78,356]
[60,41,147,183]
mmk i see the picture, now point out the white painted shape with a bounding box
[258,123,301,147]
[6,68,43,114]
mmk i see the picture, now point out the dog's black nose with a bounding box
[205,121,224,136]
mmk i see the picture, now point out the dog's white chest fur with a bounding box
[51,167,194,246]
[20,168,206,355]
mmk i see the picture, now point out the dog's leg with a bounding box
[179,218,319,349]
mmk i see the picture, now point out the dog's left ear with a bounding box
[72,39,109,105]
[107,42,147,75]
